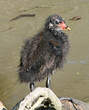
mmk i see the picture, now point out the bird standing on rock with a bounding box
[18,14,71,91]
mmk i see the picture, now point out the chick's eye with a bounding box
[55,20,59,24]
[55,19,62,24]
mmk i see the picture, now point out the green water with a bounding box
[0,0,89,109]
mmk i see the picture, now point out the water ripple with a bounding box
[67,60,89,64]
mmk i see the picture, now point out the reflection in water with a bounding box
[67,60,89,64]
[0,0,89,109]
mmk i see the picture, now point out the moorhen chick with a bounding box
[18,14,71,91]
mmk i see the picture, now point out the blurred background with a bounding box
[0,0,89,109]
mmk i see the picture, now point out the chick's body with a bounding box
[19,30,69,83]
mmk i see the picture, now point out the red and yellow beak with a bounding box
[58,21,71,31]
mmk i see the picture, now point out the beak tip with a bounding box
[67,27,71,31]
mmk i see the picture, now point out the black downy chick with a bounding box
[18,14,71,91]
